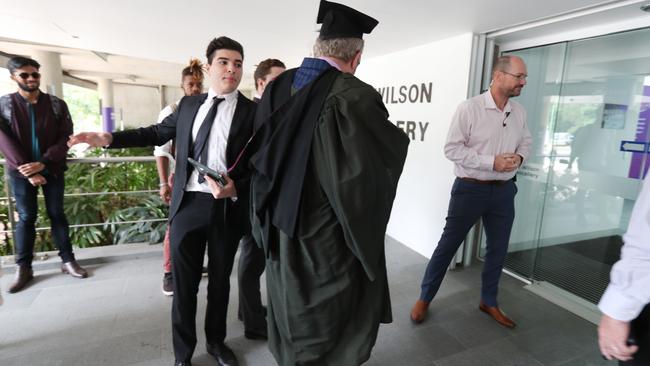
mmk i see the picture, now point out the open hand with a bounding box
[68,132,113,148]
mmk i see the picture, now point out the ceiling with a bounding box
[0,0,636,88]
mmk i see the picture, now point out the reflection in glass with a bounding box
[481,28,650,303]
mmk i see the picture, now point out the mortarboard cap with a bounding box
[317,0,378,40]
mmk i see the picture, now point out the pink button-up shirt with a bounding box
[444,90,532,181]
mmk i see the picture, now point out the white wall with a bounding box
[113,84,161,129]
[356,33,474,257]
[162,85,184,109]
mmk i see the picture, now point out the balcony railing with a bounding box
[0,156,167,257]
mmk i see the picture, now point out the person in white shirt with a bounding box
[69,36,256,366]
[598,174,650,365]
[155,58,204,296]
[410,55,532,328]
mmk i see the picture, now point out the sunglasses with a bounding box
[16,72,41,80]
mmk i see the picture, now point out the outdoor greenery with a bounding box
[0,147,168,257]
[63,83,102,133]
[0,83,167,257]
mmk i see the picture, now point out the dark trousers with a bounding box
[170,192,241,362]
[621,304,650,365]
[10,173,75,266]
[237,233,266,334]
[419,178,516,307]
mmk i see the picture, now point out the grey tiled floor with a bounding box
[0,238,612,366]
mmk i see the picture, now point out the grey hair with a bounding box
[313,37,364,62]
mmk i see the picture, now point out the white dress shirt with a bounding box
[599,174,650,321]
[153,102,178,160]
[185,88,238,193]
[444,90,532,181]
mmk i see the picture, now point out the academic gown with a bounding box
[251,70,409,365]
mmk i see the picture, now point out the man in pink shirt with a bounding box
[410,55,532,328]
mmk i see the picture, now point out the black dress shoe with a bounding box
[206,342,238,366]
[8,265,34,293]
[174,361,191,366]
[61,260,88,278]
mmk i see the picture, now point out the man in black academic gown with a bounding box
[69,36,255,366]
[249,1,409,365]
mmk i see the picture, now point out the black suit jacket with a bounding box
[110,91,256,235]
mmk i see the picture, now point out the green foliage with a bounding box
[63,84,101,133]
[63,147,167,249]
[555,102,601,134]
[106,197,167,244]
[0,84,168,257]
[0,147,168,256]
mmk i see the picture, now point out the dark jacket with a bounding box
[110,91,256,235]
[0,91,73,178]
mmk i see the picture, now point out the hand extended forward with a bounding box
[68,132,113,148]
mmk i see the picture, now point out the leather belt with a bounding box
[459,177,510,186]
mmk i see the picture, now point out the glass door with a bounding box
[480,27,650,304]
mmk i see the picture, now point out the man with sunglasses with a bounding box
[410,55,532,328]
[0,56,88,294]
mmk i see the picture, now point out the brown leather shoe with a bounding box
[410,299,430,324]
[61,261,88,278]
[8,265,34,293]
[479,301,516,328]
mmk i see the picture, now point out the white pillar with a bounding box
[31,50,63,98]
[97,78,115,132]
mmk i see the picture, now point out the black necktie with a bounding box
[193,96,225,183]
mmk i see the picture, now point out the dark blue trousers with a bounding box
[10,173,75,267]
[419,178,516,307]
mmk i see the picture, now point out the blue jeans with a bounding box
[419,178,516,307]
[10,173,75,267]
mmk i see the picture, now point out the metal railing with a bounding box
[0,156,167,256]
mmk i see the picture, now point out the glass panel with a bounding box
[478,43,568,278]
[481,28,650,304]
[532,29,650,303]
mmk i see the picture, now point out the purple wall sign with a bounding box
[102,107,114,132]
[629,85,650,179]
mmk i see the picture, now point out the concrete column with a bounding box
[98,78,115,132]
[159,85,166,110]
[31,50,63,98]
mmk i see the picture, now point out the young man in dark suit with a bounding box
[69,36,255,366]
